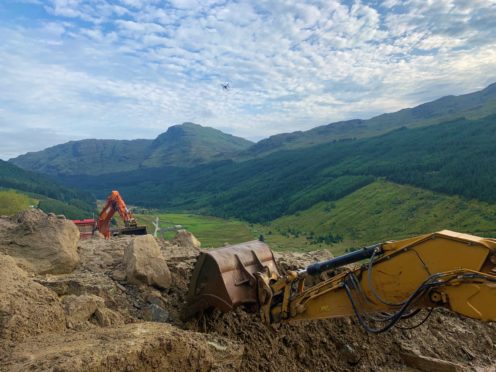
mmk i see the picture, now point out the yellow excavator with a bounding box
[185,230,496,332]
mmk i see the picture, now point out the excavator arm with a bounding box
[95,191,146,238]
[186,230,496,332]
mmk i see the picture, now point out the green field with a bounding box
[0,189,36,215]
[135,213,256,248]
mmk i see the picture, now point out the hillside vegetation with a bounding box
[10,123,253,176]
[0,190,35,215]
[264,180,496,255]
[59,114,496,223]
[0,160,95,218]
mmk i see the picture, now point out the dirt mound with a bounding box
[4,323,243,371]
[0,254,66,347]
[0,209,79,274]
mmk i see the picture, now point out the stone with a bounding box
[143,304,170,322]
[62,294,105,324]
[173,229,201,249]
[0,209,80,274]
[124,235,171,289]
[400,351,466,372]
[94,308,124,327]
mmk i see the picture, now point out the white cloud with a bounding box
[0,0,495,158]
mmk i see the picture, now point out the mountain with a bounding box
[10,123,253,176]
[0,160,96,218]
[57,114,496,223]
[244,82,496,156]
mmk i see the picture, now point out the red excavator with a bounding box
[73,191,147,239]
[95,190,147,238]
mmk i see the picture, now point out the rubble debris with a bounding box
[0,209,79,274]
[123,235,172,289]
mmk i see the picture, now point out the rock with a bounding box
[62,294,105,324]
[144,303,169,322]
[0,254,66,344]
[124,235,171,289]
[0,209,80,274]
[145,289,167,307]
[400,351,466,372]
[338,343,361,365]
[94,308,124,327]
[3,323,244,371]
[173,229,201,249]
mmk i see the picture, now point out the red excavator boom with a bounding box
[95,190,147,238]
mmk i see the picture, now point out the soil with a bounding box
[1,211,495,371]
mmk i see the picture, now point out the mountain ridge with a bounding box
[9,82,496,176]
[10,122,253,176]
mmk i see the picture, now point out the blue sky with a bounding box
[1,0,495,159]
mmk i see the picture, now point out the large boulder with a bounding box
[0,209,80,274]
[123,235,171,289]
[0,254,66,344]
[173,229,201,249]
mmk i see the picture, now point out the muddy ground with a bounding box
[1,210,495,371]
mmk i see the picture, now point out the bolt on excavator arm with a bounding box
[185,230,496,333]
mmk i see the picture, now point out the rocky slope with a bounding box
[1,209,495,371]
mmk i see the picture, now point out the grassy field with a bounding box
[135,213,256,248]
[267,180,496,255]
[0,189,36,215]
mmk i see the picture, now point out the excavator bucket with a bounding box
[184,240,279,319]
[117,225,148,236]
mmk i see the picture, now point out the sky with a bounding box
[1,0,495,159]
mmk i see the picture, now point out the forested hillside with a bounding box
[58,114,496,222]
[0,160,95,218]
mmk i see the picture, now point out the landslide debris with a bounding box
[0,209,79,274]
[0,254,66,346]
[1,213,496,372]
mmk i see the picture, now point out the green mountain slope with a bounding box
[0,160,95,218]
[244,82,496,156]
[266,180,496,255]
[142,123,253,168]
[10,123,253,176]
[57,114,496,223]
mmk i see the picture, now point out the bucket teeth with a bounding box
[183,240,279,319]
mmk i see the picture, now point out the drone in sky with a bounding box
[221,82,230,91]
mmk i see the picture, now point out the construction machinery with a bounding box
[94,190,147,239]
[185,230,496,332]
